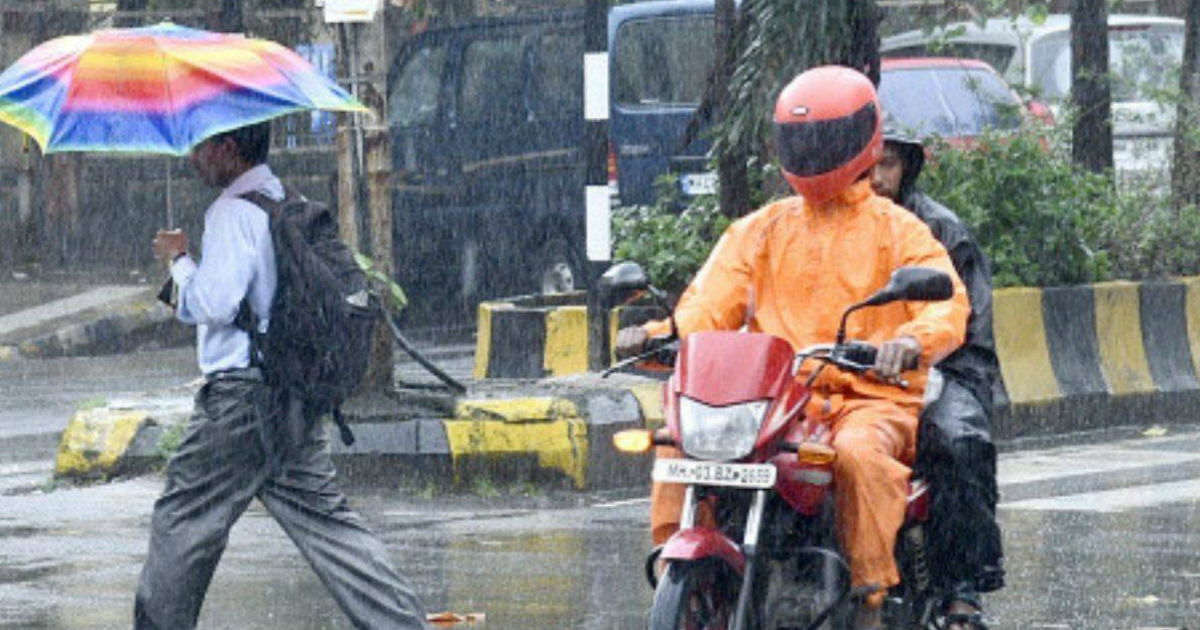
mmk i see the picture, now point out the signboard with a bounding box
[323,0,380,23]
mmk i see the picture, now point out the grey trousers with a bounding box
[134,375,428,630]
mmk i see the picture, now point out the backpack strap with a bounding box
[234,300,264,369]
[233,189,287,370]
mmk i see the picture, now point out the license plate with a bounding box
[653,459,777,488]
[680,172,718,196]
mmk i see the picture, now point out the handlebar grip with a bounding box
[839,341,878,366]
[645,336,671,353]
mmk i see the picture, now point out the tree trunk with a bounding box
[714,0,750,218]
[1070,0,1113,174]
[115,0,146,27]
[336,15,394,390]
[207,0,244,32]
[849,0,881,87]
[1172,0,1200,211]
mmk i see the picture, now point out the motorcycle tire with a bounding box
[648,559,740,630]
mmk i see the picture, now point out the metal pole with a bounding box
[584,0,610,372]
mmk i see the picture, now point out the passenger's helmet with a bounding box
[773,66,883,203]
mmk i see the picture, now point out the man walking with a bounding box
[140,121,429,630]
[871,127,1004,630]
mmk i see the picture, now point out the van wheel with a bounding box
[533,237,578,295]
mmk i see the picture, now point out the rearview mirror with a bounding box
[863,267,954,307]
[598,262,650,308]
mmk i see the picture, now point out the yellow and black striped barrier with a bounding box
[474,292,663,380]
[993,279,1200,437]
[479,279,1200,439]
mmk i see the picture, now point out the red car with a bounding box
[879,57,1053,148]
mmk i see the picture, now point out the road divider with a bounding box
[53,376,658,491]
[54,277,1200,490]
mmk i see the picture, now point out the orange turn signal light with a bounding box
[797,442,837,465]
[613,429,654,454]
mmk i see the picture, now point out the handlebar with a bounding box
[794,341,917,388]
[602,336,679,378]
[605,336,916,387]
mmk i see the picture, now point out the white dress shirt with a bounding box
[170,164,281,375]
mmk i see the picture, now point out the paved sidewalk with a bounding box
[0,286,149,338]
[0,280,184,360]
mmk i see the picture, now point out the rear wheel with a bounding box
[649,559,739,630]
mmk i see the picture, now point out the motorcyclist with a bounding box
[870,125,1005,630]
[616,66,970,630]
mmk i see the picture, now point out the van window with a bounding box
[390,43,448,127]
[460,38,526,123]
[1030,26,1183,102]
[530,32,583,118]
[879,67,1022,137]
[613,15,715,107]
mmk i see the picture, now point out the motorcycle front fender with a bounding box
[661,526,746,575]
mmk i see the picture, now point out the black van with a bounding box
[387,0,717,324]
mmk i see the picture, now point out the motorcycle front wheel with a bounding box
[649,559,741,630]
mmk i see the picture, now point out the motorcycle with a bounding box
[602,262,955,630]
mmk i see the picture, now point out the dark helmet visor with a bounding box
[773,102,877,177]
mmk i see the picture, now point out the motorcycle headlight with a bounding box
[679,397,770,461]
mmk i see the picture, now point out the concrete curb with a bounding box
[52,374,661,490]
[0,290,189,361]
[54,387,197,479]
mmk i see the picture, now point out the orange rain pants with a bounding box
[644,180,969,601]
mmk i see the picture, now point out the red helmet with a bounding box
[773,66,883,204]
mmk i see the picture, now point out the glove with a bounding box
[614,326,649,360]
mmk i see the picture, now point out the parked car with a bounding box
[882,14,1184,173]
[878,57,1036,147]
[386,0,716,321]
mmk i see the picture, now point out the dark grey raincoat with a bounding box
[889,134,1006,600]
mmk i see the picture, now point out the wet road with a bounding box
[2,430,1199,629]
[0,348,197,444]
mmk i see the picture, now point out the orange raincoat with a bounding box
[646,180,969,598]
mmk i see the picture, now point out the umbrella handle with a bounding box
[166,158,174,229]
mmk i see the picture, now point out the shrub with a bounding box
[921,127,1200,286]
[919,129,1111,286]
[612,179,731,296]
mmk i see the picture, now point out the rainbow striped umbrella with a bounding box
[0,22,368,156]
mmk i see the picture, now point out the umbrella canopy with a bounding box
[0,22,368,156]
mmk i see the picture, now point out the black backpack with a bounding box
[238,187,378,445]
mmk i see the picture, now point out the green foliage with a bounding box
[354,252,408,313]
[156,421,188,461]
[613,177,732,295]
[921,126,1200,287]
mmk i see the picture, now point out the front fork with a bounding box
[661,486,767,630]
[730,489,768,630]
